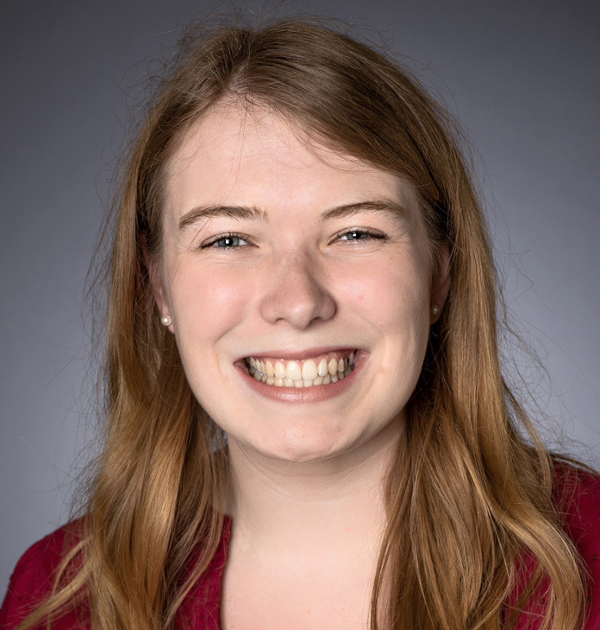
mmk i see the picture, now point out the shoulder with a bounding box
[0,521,85,629]
[553,461,600,629]
[553,461,600,545]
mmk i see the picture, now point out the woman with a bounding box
[1,17,599,630]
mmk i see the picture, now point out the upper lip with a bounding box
[239,346,359,361]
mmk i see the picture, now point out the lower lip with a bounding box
[236,351,367,403]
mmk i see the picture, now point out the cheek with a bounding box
[168,264,254,348]
[336,255,430,329]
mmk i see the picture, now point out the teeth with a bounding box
[285,361,302,381]
[317,358,328,376]
[274,361,286,379]
[301,359,318,380]
[245,351,357,388]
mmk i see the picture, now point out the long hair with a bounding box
[21,17,586,630]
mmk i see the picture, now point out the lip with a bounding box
[235,348,368,403]
[237,346,358,362]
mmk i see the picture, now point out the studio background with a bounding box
[1,0,599,596]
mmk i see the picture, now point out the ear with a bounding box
[140,234,174,334]
[430,243,450,325]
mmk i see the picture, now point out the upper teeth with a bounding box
[245,352,355,387]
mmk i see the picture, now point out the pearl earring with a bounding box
[160,315,172,326]
[431,305,440,317]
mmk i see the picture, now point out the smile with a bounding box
[244,350,355,388]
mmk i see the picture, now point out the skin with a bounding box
[152,104,448,629]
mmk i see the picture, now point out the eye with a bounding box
[201,233,251,249]
[335,228,387,243]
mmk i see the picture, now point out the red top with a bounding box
[2,464,600,629]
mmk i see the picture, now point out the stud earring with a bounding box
[431,305,440,317]
[160,315,172,326]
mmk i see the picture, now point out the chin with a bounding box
[250,424,362,464]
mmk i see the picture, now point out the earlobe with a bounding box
[151,274,175,334]
[154,282,174,332]
[430,244,450,324]
[140,234,174,333]
[150,274,174,333]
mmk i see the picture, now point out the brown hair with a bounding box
[22,17,586,630]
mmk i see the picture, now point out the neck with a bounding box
[225,416,402,561]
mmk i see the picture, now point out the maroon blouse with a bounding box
[2,464,599,629]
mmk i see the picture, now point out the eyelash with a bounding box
[201,232,253,249]
[201,228,387,250]
[332,228,387,244]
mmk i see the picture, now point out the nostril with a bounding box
[259,287,337,329]
[257,260,337,329]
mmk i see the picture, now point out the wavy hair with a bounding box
[21,17,586,630]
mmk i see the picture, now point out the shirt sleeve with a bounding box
[0,524,85,629]
[556,464,600,630]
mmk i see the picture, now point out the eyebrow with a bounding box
[179,205,267,230]
[321,200,407,222]
[178,199,407,230]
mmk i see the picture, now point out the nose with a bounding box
[258,252,336,329]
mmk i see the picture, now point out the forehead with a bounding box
[168,105,369,174]
[163,105,420,220]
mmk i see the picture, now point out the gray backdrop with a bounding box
[1,0,599,596]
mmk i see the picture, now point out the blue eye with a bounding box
[215,236,242,248]
[337,229,385,242]
[341,230,370,241]
[202,233,250,249]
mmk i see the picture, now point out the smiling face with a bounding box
[153,105,445,463]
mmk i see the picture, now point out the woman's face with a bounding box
[154,105,445,463]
